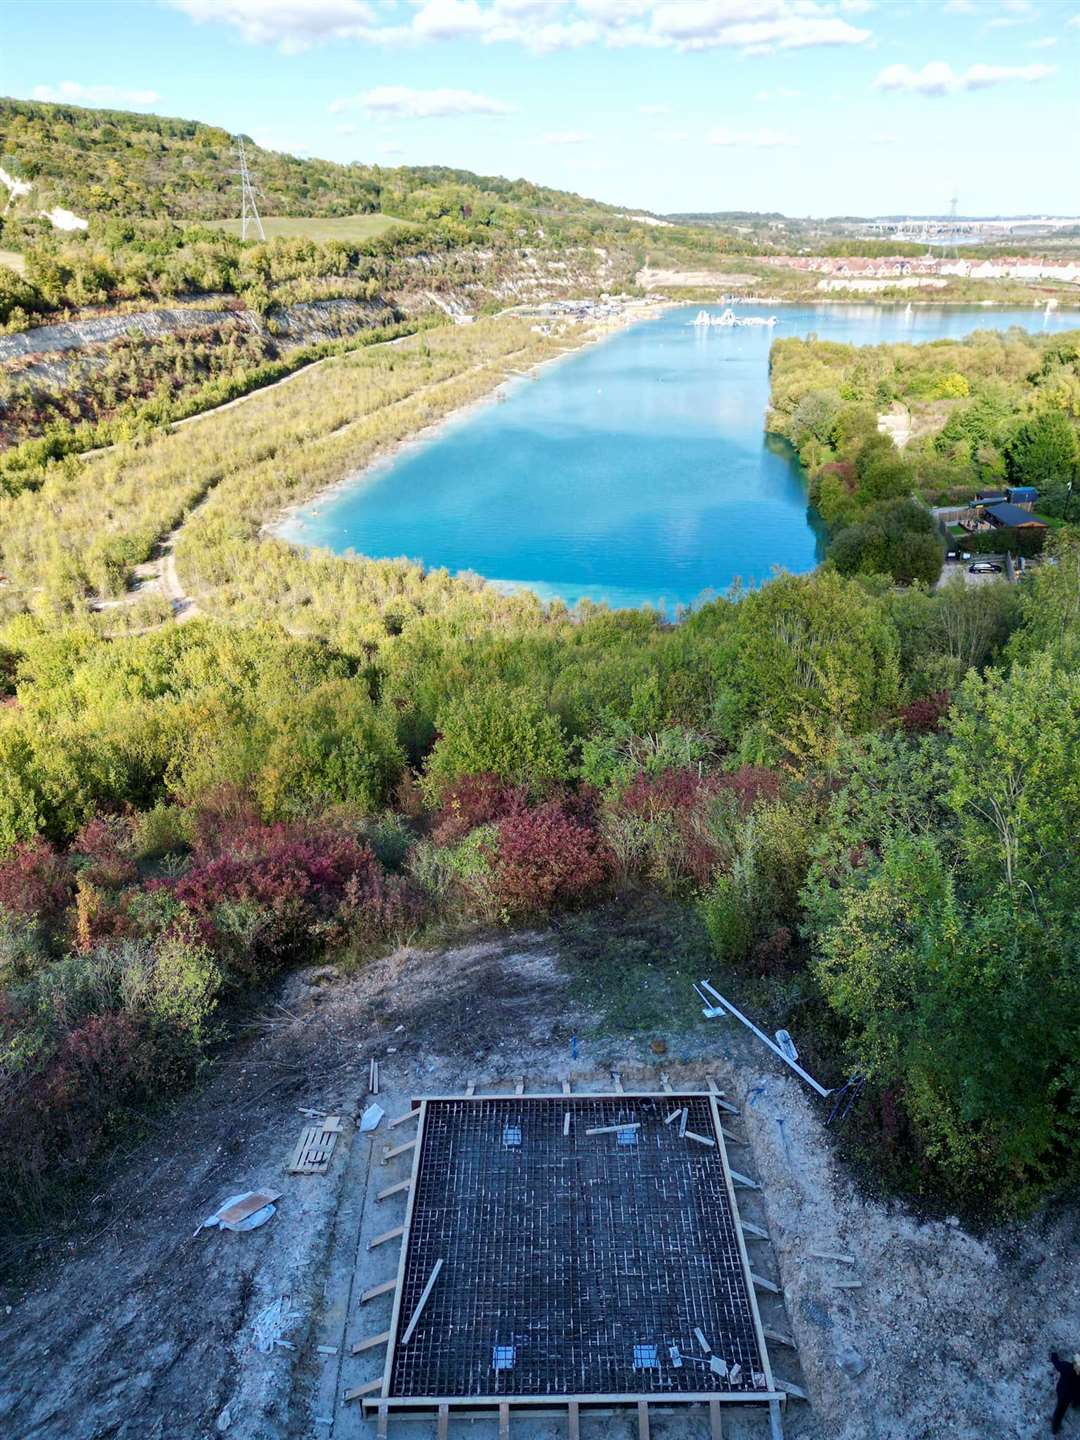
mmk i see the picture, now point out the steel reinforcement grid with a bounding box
[386,1095,766,1402]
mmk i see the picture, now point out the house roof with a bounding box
[984,502,1047,528]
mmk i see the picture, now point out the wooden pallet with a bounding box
[288,1116,344,1175]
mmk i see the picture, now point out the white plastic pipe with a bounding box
[698,979,832,1098]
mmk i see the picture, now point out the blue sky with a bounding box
[3,0,1078,216]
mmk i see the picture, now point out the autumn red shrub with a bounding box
[172,822,394,974]
[491,802,611,916]
[898,691,951,735]
[432,772,527,845]
[72,815,138,889]
[186,784,264,858]
[74,877,135,953]
[620,767,718,818]
[717,765,783,814]
[0,838,74,926]
[0,1011,162,1209]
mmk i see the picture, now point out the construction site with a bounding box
[0,927,1075,1440]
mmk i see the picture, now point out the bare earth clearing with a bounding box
[0,927,1076,1440]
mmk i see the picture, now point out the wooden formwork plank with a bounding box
[769,1399,785,1440]
[709,1398,724,1440]
[376,1178,411,1202]
[368,1225,405,1250]
[638,1400,650,1440]
[380,1101,429,1398]
[438,1404,449,1440]
[568,1401,580,1440]
[376,1404,389,1440]
[381,1138,417,1165]
[360,1279,397,1304]
[499,1401,510,1440]
[388,1109,420,1129]
[344,1378,383,1402]
[352,1331,390,1354]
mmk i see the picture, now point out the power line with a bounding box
[236,135,265,243]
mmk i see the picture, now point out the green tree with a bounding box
[1005,407,1079,490]
[423,681,573,800]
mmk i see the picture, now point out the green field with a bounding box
[210,213,417,242]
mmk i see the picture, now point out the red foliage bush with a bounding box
[0,838,74,925]
[432,772,527,845]
[0,1012,162,1207]
[621,768,717,818]
[491,802,611,916]
[172,821,398,974]
[898,691,951,735]
[187,784,264,859]
[72,815,138,889]
[716,765,783,814]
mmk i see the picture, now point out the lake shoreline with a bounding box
[267,298,672,546]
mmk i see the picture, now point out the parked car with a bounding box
[968,561,1003,574]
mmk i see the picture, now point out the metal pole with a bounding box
[697,980,832,1098]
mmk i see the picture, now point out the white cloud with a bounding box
[31,81,161,107]
[540,129,594,144]
[334,122,359,136]
[332,85,515,117]
[754,85,800,100]
[708,126,799,147]
[874,60,1056,94]
[166,0,380,51]
[1067,13,1080,26]
[1028,35,1057,47]
[638,102,670,115]
[943,0,976,10]
[167,0,873,53]
[868,131,897,144]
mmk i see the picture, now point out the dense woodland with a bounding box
[768,327,1080,581]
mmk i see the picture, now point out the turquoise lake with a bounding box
[284,304,1080,614]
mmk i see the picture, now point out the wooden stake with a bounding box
[377,1403,389,1439]
[343,1378,382,1402]
[360,1279,397,1304]
[352,1331,390,1354]
[709,1397,724,1440]
[678,1108,688,1139]
[499,1402,510,1440]
[751,1272,780,1295]
[762,1326,795,1348]
[465,1081,475,1096]
[810,1249,855,1265]
[694,1327,712,1354]
[563,1112,571,1137]
[568,1401,580,1440]
[741,1220,769,1240]
[562,1078,572,1095]
[515,1076,525,1095]
[730,1169,760,1189]
[585,1122,640,1136]
[777,1378,809,1401]
[638,1400,650,1440]
[399,1258,444,1345]
[376,1178,411,1202]
[438,1404,449,1440]
[368,1226,405,1251]
[381,1138,417,1164]
[769,1398,785,1440]
[388,1109,420,1129]
[664,1108,682,1126]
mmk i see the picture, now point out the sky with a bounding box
[2,0,1078,216]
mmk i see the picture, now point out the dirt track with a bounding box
[0,927,1076,1440]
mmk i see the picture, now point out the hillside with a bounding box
[0,96,642,240]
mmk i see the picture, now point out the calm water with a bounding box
[284,304,1079,613]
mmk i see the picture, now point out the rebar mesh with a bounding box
[387,1096,766,1401]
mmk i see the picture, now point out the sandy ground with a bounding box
[0,928,1077,1440]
